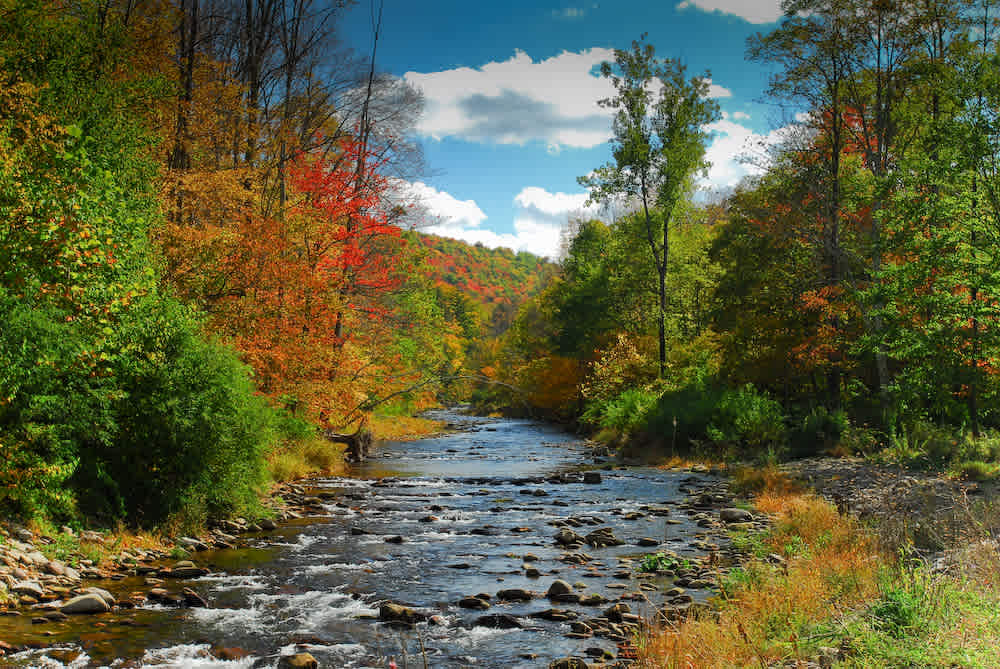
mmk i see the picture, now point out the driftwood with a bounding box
[324,428,373,463]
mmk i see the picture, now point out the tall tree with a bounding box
[579,35,720,377]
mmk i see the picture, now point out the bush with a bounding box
[70,294,272,525]
[643,382,785,454]
[582,387,660,437]
[788,406,849,458]
[707,384,787,450]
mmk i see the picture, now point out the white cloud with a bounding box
[553,7,586,19]
[705,79,732,99]
[731,111,750,120]
[676,0,784,24]
[405,49,734,151]
[397,181,599,258]
[701,118,795,190]
[405,48,615,150]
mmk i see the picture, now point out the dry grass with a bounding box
[267,435,348,483]
[657,455,729,471]
[637,482,881,668]
[729,464,803,498]
[369,413,444,441]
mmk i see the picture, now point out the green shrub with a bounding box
[707,384,787,450]
[641,382,785,454]
[69,294,272,525]
[583,387,660,436]
[788,406,849,458]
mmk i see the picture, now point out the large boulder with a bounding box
[12,581,43,599]
[61,594,110,615]
[720,508,754,523]
[554,528,585,546]
[83,587,116,607]
[277,653,318,669]
[378,602,428,624]
[474,613,523,629]
[546,579,573,599]
[496,588,533,602]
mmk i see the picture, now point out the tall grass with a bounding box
[637,470,1000,668]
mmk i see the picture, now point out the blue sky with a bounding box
[341,0,791,258]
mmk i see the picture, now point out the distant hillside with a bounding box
[411,232,557,307]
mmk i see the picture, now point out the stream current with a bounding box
[2,410,722,668]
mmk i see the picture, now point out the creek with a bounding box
[0,410,728,668]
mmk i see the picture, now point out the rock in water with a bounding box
[277,653,318,669]
[720,508,754,523]
[378,602,428,624]
[61,594,110,615]
[458,596,490,610]
[546,579,573,598]
[496,588,533,602]
[549,659,591,669]
[475,613,523,629]
[554,528,585,546]
[83,587,116,607]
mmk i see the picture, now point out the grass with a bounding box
[369,413,444,441]
[267,434,348,483]
[635,467,1000,668]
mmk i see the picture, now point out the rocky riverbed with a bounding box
[0,412,774,668]
[5,415,984,669]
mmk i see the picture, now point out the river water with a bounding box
[1,411,724,668]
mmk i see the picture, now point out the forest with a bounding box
[481,1,1000,484]
[5,0,1000,666]
[0,0,557,529]
[4,0,1000,530]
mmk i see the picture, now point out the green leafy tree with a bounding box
[579,35,720,377]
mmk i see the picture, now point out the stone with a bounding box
[637,537,660,547]
[45,560,66,577]
[720,508,754,523]
[259,518,277,531]
[12,581,43,599]
[384,535,405,544]
[277,652,318,669]
[61,594,110,615]
[475,613,522,629]
[584,527,625,548]
[165,562,209,579]
[582,472,602,484]
[603,602,631,623]
[83,587,116,607]
[546,579,573,598]
[458,596,490,610]
[554,528,585,546]
[378,602,428,624]
[496,588,533,602]
[549,659,591,669]
[579,593,608,606]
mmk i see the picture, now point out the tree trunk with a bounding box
[324,427,373,463]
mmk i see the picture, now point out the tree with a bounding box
[579,35,720,377]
